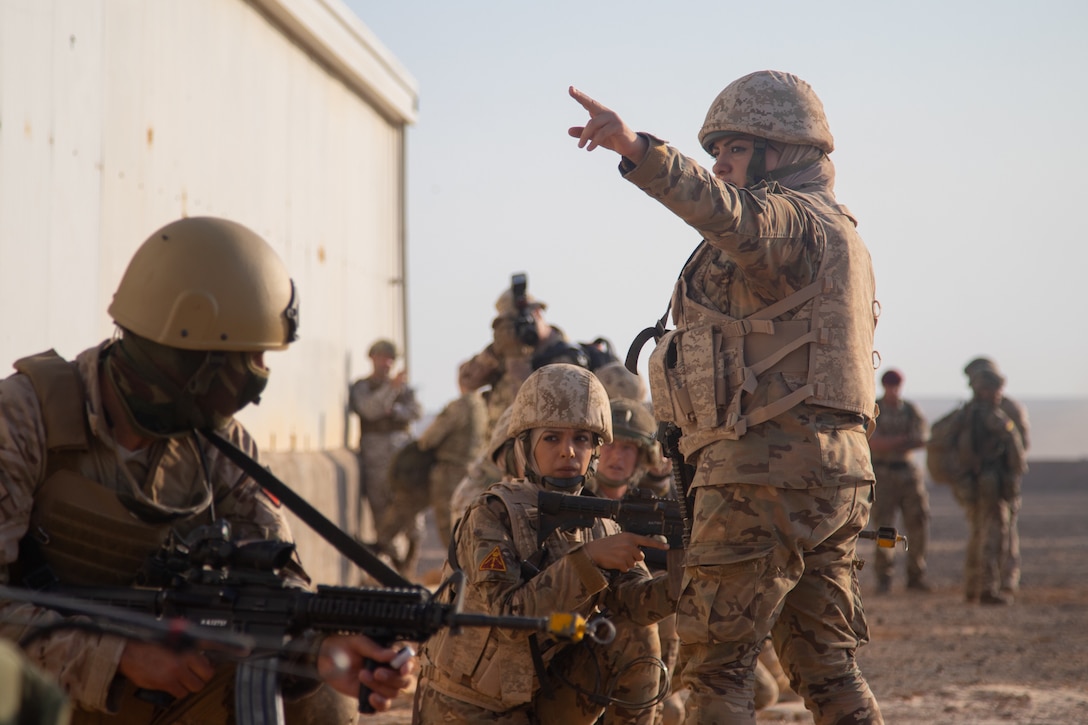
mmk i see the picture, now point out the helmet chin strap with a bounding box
[745,138,768,186]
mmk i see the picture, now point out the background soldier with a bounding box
[374,361,488,577]
[0,217,413,722]
[569,70,883,724]
[462,285,574,437]
[959,357,1029,605]
[868,369,932,594]
[349,339,423,554]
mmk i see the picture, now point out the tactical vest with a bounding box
[12,351,197,587]
[648,186,878,459]
[423,480,612,711]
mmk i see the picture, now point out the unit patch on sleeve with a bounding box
[479,545,507,572]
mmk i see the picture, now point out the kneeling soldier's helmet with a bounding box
[507,364,612,444]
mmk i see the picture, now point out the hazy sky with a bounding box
[344,0,1087,412]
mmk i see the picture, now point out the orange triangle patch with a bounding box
[479,546,507,572]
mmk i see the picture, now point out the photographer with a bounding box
[462,276,579,438]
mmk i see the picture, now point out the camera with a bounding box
[510,273,540,347]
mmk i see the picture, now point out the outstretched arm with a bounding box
[567,87,648,164]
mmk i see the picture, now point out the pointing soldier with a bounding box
[569,71,884,723]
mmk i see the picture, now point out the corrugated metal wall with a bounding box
[0,0,418,454]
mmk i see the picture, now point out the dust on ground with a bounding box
[367,461,1088,724]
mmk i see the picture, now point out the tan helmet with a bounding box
[109,217,298,351]
[609,397,660,468]
[495,289,546,318]
[507,363,612,443]
[487,405,516,463]
[698,70,834,155]
[595,362,647,402]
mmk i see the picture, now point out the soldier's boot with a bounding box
[876,574,891,595]
[906,574,934,592]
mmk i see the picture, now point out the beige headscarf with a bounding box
[765,142,836,192]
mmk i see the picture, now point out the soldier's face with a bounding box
[710,135,779,186]
[711,136,756,186]
[598,440,639,483]
[370,353,394,377]
[533,428,596,478]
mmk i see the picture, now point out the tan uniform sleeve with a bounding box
[0,374,127,711]
[211,422,294,543]
[623,136,819,297]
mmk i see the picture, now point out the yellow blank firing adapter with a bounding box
[859,526,909,550]
[547,613,616,644]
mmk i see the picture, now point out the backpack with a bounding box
[925,406,968,485]
[388,439,437,489]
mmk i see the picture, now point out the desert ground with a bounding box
[369,460,1088,724]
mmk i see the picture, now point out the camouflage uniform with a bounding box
[957,361,1029,603]
[349,372,422,527]
[0,346,355,723]
[869,395,930,590]
[614,72,882,723]
[376,390,487,558]
[414,481,674,725]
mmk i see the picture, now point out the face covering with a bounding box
[105,332,269,438]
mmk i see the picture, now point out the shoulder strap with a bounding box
[13,349,89,452]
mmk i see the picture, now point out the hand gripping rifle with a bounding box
[537,488,688,597]
[15,521,614,725]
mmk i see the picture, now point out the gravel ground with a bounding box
[366,461,1088,724]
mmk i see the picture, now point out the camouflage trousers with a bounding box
[413,617,665,724]
[960,470,1020,599]
[871,462,930,584]
[359,430,412,522]
[676,483,882,725]
[69,662,356,725]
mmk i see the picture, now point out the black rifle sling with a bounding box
[201,430,412,589]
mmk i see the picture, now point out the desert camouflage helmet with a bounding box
[595,361,648,402]
[507,364,612,443]
[487,405,516,463]
[109,217,299,351]
[699,70,834,155]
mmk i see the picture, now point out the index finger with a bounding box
[568,85,608,115]
[632,535,670,550]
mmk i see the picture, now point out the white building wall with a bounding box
[0,0,418,454]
